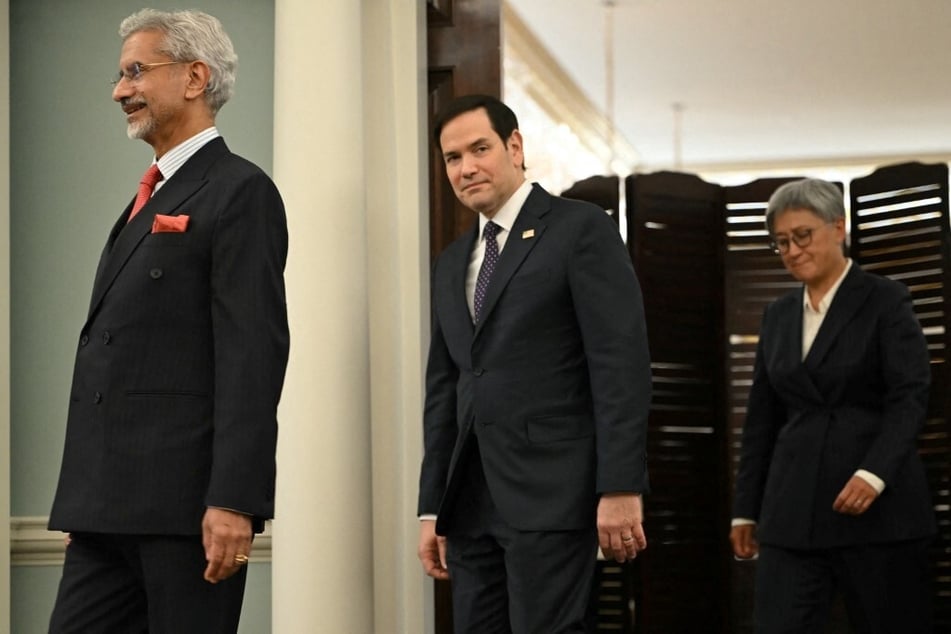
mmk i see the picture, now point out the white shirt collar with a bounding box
[478,179,532,237]
[153,126,221,184]
[803,258,853,314]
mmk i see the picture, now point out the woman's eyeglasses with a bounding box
[769,226,819,255]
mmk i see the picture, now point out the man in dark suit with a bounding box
[47,9,288,633]
[417,94,652,632]
[731,178,935,633]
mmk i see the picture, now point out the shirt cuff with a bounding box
[854,469,886,494]
[418,514,437,521]
[731,518,756,527]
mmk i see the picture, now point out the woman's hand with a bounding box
[832,475,879,516]
[730,524,759,559]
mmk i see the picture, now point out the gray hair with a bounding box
[765,178,845,234]
[119,9,237,114]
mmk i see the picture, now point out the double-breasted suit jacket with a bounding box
[733,264,936,549]
[418,184,652,534]
[49,137,289,536]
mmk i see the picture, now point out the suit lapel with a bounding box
[90,202,136,305]
[803,264,870,371]
[781,287,822,399]
[780,289,805,363]
[86,138,228,321]
[450,224,478,338]
[473,184,548,338]
[769,289,825,403]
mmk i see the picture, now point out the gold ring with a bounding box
[621,535,634,543]
[234,553,249,565]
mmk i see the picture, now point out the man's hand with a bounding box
[418,519,449,580]
[833,474,879,516]
[202,507,253,583]
[597,493,647,563]
[729,524,758,559]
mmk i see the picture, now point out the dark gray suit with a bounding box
[49,137,289,632]
[418,184,651,630]
[733,264,935,632]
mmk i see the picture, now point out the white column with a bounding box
[272,1,372,632]
[273,1,429,631]
[363,3,430,633]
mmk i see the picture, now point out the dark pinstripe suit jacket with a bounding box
[49,137,289,535]
[733,264,936,548]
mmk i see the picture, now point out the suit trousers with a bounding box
[755,539,933,634]
[49,532,248,634]
[444,436,599,634]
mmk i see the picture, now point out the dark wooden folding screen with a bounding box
[719,177,807,632]
[561,164,951,632]
[562,175,620,223]
[624,172,729,632]
[850,162,951,631]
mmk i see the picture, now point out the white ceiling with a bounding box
[505,0,951,171]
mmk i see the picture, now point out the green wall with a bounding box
[10,1,276,631]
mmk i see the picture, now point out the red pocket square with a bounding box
[151,214,189,233]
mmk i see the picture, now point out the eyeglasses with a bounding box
[769,226,821,255]
[111,61,188,86]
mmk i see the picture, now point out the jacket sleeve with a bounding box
[417,256,461,515]
[204,169,289,521]
[732,305,785,520]
[568,207,652,494]
[859,283,930,484]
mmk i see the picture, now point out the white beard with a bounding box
[126,115,156,141]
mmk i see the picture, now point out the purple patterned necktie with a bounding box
[474,221,500,323]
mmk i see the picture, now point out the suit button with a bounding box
[93,392,102,404]
[150,268,163,279]
[79,334,89,346]
[473,368,485,376]
[102,331,111,345]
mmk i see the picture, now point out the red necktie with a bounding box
[128,164,163,222]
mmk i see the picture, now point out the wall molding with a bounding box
[10,516,272,567]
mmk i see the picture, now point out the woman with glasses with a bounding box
[730,178,935,633]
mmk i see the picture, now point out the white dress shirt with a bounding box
[148,126,221,196]
[465,179,532,321]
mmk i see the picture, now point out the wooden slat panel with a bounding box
[561,175,620,224]
[626,171,728,632]
[722,176,807,634]
[722,177,808,482]
[593,561,636,632]
[850,162,951,631]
